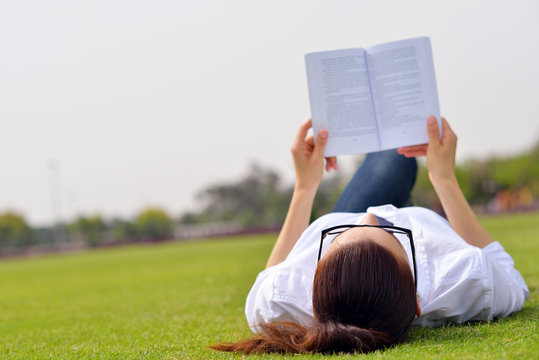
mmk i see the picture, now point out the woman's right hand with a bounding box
[397,115,457,184]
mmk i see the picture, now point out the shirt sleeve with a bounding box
[245,267,276,331]
[481,241,529,319]
[244,265,314,333]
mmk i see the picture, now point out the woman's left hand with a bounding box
[290,119,337,192]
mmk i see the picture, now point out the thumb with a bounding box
[427,115,440,144]
[314,129,328,158]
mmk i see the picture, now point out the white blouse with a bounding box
[245,205,529,330]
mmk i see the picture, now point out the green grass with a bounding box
[1,212,538,359]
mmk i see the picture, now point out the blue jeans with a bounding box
[332,150,418,213]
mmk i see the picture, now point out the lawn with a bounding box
[0,212,537,359]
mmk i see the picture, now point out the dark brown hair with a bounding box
[210,240,417,354]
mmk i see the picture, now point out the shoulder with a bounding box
[416,246,488,325]
[245,262,315,331]
[417,243,528,325]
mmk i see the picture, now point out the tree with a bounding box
[0,211,33,249]
[184,162,347,228]
[69,215,106,247]
[108,218,137,242]
[135,208,173,241]
[196,163,290,227]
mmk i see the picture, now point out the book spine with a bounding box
[363,51,382,151]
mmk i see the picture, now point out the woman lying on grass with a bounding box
[211,116,529,354]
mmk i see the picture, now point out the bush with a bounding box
[135,208,173,241]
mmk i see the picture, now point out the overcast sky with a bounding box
[1,0,538,226]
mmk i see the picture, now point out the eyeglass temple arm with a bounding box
[317,234,325,263]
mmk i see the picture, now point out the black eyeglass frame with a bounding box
[318,224,417,290]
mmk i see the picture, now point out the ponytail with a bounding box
[210,319,390,354]
[307,320,390,353]
[210,321,306,354]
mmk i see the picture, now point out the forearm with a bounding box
[265,186,317,268]
[431,174,494,248]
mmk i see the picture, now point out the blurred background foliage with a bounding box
[0,212,33,249]
[134,208,174,241]
[1,141,537,253]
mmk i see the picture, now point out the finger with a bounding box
[397,146,426,155]
[397,144,428,153]
[400,149,427,158]
[325,157,338,172]
[294,119,312,144]
[398,146,428,155]
[329,157,338,170]
[441,116,452,131]
[441,117,455,140]
[427,115,440,144]
[313,128,328,159]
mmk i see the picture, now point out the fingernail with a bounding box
[320,129,328,139]
[428,116,436,125]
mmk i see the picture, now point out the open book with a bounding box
[305,37,440,156]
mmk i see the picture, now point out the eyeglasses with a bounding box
[318,224,417,290]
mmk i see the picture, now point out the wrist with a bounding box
[293,182,319,198]
[429,173,460,195]
[429,171,457,187]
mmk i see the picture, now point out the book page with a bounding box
[366,37,441,150]
[305,48,379,156]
